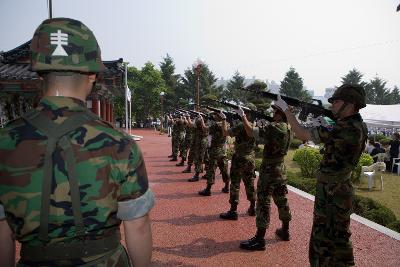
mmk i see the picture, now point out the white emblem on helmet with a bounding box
[50,30,68,56]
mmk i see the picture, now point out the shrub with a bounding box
[369,134,387,143]
[226,146,234,160]
[286,171,316,195]
[379,137,391,146]
[351,153,373,183]
[290,138,303,149]
[387,220,400,233]
[255,158,262,172]
[292,147,322,178]
[353,195,397,227]
[255,145,263,158]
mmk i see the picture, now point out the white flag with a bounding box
[126,87,131,102]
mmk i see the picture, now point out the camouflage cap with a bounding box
[328,84,366,108]
[31,18,105,73]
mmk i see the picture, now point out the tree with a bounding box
[128,62,167,121]
[388,86,400,104]
[246,80,271,112]
[159,54,181,112]
[280,67,311,102]
[365,77,390,104]
[180,62,218,108]
[225,71,246,104]
[341,68,366,86]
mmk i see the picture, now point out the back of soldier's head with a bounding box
[31,18,105,90]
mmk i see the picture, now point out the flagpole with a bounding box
[124,62,128,133]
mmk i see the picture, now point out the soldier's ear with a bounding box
[88,73,97,84]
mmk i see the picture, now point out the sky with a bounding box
[1,0,399,96]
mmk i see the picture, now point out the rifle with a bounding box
[239,86,334,121]
[210,100,273,122]
[177,108,212,120]
[203,105,241,123]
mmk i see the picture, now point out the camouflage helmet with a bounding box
[328,84,366,108]
[30,18,105,73]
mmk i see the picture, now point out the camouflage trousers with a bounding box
[187,139,196,166]
[180,136,193,160]
[229,153,256,205]
[172,133,184,157]
[194,138,208,173]
[204,146,229,185]
[256,163,292,229]
[309,180,355,267]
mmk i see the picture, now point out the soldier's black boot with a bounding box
[188,172,200,182]
[221,182,229,193]
[169,156,178,161]
[275,221,290,241]
[198,184,212,196]
[220,204,238,220]
[247,201,256,216]
[240,228,266,251]
[176,159,185,166]
[182,165,192,173]
[168,154,173,158]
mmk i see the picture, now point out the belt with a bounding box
[316,170,352,183]
[21,231,121,262]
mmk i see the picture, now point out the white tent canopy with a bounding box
[360,104,400,129]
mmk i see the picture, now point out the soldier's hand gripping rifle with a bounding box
[240,84,334,121]
[211,100,274,122]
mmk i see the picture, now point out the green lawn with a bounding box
[283,149,400,219]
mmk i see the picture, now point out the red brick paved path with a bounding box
[14,129,400,266]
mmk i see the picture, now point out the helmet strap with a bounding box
[335,102,348,118]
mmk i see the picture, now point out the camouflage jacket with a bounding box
[229,122,255,157]
[209,121,227,148]
[184,123,194,142]
[254,121,291,163]
[310,113,368,176]
[0,97,154,263]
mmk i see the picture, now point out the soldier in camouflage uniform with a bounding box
[182,116,197,173]
[220,118,256,220]
[177,115,194,167]
[187,116,209,182]
[274,84,368,266]
[198,112,230,196]
[169,116,181,161]
[167,115,175,157]
[239,106,292,251]
[0,18,154,267]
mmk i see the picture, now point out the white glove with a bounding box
[235,106,245,118]
[274,95,288,112]
[219,111,226,120]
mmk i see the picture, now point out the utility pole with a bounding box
[48,0,53,19]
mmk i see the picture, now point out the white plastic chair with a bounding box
[391,158,400,175]
[361,162,386,191]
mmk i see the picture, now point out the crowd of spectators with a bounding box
[365,132,400,172]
